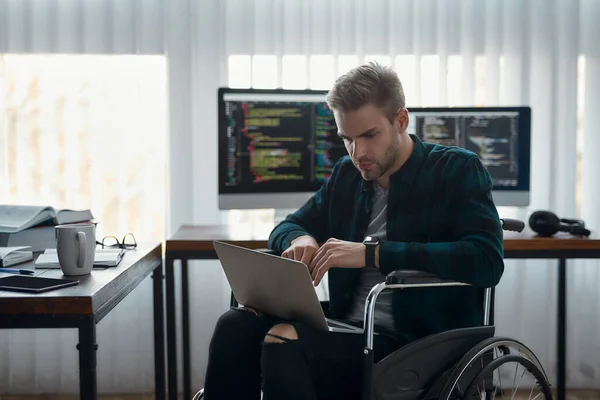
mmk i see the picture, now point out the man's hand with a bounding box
[309,238,365,286]
[281,235,319,267]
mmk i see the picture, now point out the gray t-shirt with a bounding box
[345,183,395,333]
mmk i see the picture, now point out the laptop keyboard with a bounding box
[327,319,360,330]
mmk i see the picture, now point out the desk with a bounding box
[165,225,600,400]
[502,231,600,400]
[0,244,166,400]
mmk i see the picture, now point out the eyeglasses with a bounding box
[96,233,137,249]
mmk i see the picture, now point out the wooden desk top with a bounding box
[503,231,600,251]
[0,243,162,317]
[166,224,600,253]
[167,225,270,252]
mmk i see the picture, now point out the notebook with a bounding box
[35,248,125,269]
[0,246,34,267]
[0,205,93,234]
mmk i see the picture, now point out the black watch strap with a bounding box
[363,236,380,268]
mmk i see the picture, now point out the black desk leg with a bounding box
[77,315,98,400]
[557,258,567,400]
[182,259,191,400]
[153,263,166,400]
[165,254,178,400]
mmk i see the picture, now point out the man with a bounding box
[203,62,504,400]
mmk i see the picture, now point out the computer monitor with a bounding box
[218,88,531,209]
[406,107,531,207]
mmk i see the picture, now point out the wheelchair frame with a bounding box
[361,270,476,399]
[194,218,553,400]
[359,269,546,400]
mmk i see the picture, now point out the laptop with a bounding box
[213,240,364,334]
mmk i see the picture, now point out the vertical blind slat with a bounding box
[138,0,163,54]
[82,0,109,53]
[111,0,135,54]
[580,0,600,226]
[528,0,555,209]
[484,0,502,105]
[5,0,28,53]
[363,0,388,55]
[254,0,275,54]
[552,0,580,216]
[460,0,478,105]
[310,0,328,54]
[336,0,355,55]
[56,0,82,53]
[31,0,54,53]
[282,0,302,54]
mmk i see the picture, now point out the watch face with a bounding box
[364,236,380,244]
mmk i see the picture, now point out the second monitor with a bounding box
[218,88,531,209]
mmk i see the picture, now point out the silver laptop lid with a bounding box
[213,240,329,331]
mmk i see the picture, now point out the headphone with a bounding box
[528,210,591,237]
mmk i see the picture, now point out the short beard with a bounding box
[359,139,401,181]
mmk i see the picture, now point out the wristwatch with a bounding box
[363,236,380,268]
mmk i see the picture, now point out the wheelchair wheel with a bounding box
[192,388,204,400]
[463,353,552,399]
[439,337,553,400]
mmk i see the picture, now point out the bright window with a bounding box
[252,55,277,89]
[228,55,252,88]
[309,55,334,90]
[395,55,417,106]
[364,55,392,66]
[338,55,359,77]
[0,55,167,242]
[420,55,440,107]
[447,55,463,106]
[282,55,307,89]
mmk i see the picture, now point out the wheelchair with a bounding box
[193,218,553,400]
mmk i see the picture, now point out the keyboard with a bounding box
[327,319,362,331]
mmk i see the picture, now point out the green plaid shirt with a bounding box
[268,134,504,344]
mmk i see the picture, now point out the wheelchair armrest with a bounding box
[385,270,458,285]
[500,218,525,232]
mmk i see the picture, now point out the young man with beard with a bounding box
[203,62,504,400]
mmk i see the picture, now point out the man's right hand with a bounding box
[281,235,319,268]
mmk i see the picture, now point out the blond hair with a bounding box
[326,62,406,123]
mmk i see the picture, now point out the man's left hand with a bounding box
[309,238,365,286]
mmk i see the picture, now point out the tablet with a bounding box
[0,275,79,293]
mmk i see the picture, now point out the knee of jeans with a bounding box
[212,308,256,337]
[261,325,303,376]
[263,323,298,344]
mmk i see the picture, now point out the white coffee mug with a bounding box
[55,224,96,276]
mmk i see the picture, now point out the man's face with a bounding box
[334,103,403,181]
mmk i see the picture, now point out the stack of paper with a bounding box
[0,205,94,233]
[35,248,125,269]
[0,205,95,252]
[0,246,33,267]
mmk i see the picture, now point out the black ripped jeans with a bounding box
[203,307,402,400]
